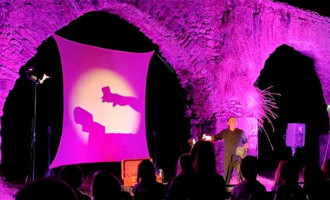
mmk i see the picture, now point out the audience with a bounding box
[231,156,268,200]
[12,149,330,200]
[132,159,164,200]
[303,162,330,200]
[322,158,330,181]
[175,153,193,177]
[15,178,78,200]
[91,170,131,200]
[272,159,288,192]
[191,140,226,199]
[274,159,306,200]
[166,153,193,199]
[59,165,90,200]
[167,141,226,199]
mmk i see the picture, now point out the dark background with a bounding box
[256,44,329,172]
[275,0,330,18]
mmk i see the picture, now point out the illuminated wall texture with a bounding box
[0,0,329,138]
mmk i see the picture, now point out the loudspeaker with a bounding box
[285,123,305,148]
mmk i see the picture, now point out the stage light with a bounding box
[25,67,50,85]
[39,73,51,84]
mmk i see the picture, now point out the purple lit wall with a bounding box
[1,0,330,149]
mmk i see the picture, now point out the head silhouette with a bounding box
[240,156,260,180]
[59,165,84,189]
[274,159,288,184]
[303,162,326,185]
[280,159,299,184]
[137,159,156,184]
[15,178,77,200]
[91,170,122,200]
[176,153,193,176]
[192,141,216,174]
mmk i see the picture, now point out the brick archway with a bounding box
[1,0,329,136]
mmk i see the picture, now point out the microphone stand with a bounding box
[25,72,50,182]
[26,76,39,183]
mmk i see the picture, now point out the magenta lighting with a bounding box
[49,35,153,168]
[0,0,329,165]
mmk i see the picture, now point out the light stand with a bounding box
[26,69,50,182]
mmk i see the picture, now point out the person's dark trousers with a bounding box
[224,156,243,185]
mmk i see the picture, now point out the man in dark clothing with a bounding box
[203,116,248,185]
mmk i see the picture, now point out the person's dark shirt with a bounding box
[231,179,268,200]
[214,128,247,160]
[166,173,226,200]
[166,174,193,199]
[274,183,307,200]
[190,173,226,200]
[133,181,164,200]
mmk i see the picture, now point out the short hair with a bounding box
[92,170,122,199]
[240,156,260,179]
[227,116,236,122]
[59,165,84,188]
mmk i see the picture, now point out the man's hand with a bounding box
[243,143,248,148]
[202,134,213,141]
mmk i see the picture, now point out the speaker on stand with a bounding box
[285,123,306,157]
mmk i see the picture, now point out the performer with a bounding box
[203,116,248,185]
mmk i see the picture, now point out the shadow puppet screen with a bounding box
[50,35,154,169]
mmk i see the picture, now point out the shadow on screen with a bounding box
[101,86,141,113]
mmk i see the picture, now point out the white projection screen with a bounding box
[50,35,154,169]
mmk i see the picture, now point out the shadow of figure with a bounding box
[101,86,141,113]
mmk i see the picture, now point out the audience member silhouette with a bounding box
[303,162,330,200]
[231,156,268,200]
[91,170,132,200]
[59,165,90,200]
[322,158,330,181]
[132,159,164,200]
[175,153,193,177]
[272,159,288,192]
[15,178,78,200]
[190,140,226,199]
[166,153,194,199]
[274,159,306,200]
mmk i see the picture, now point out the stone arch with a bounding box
[1,0,330,138]
[256,42,329,165]
[0,1,192,117]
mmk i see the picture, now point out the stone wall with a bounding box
[0,0,329,137]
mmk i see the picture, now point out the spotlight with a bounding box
[25,67,51,84]
[39,73,51,84]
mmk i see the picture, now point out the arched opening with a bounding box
[256,44,329,171]
[1,11,191,181]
